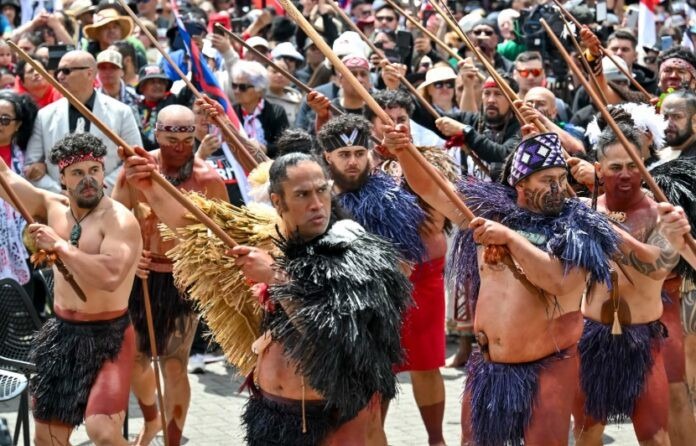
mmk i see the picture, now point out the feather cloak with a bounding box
[266,220,412,422]
[447,180,619,312]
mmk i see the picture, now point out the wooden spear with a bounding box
[325,1,490,176]
[116,0,264,171]
[277,0,475,223]
[550,0,654,99]
[0,168,87,301]
[127,187,169,446]
[7,41,240,250]
[540,18,696,257]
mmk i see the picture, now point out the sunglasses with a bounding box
[231,82,253,92]
[473,29,494,37]
[515,68,543,78]
[55,66,90,76]
[0,115,18,126]
[375,15,396,23]
[433,80,455,89]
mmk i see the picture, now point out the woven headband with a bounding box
[661,58,696,80]
[322,128,370,152]
[155,122,196,133]
[57,153,105,171]
[482,80,499,89]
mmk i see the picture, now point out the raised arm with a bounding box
[382,124,469,227]
[614,223,680,281]
[0,155,52,220]
[657,202,696,269]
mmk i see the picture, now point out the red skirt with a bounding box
[395,257,446,372]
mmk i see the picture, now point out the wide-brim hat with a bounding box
[65,0,96,17]
[136,64,173,94]
[83,9,133,41]
[418,65,457,90]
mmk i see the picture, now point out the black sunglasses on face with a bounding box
[433,80,455,89]
[232,83,253,92]
[473,29,494,37]
[55,66,90,76]
[0,115,18,126]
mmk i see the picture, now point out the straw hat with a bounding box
[83,9,133,41]
[65,0,96,18]
[418,65,457,90]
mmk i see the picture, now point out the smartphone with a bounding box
[47,44,74,70]
[626,9,639,28]
[383,48,402,64]
[661,35,674,51]
[596,1,607,22]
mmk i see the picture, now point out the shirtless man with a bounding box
[572,125,679,446]
[0,133,141,445]
[121,150,411,445]
[383,127,618,445]
[112,105,228,445]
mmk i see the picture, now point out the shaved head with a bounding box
[61,50,97,69]
[157,104,195,127]
[56,50,97,98]
[525,87,557,120]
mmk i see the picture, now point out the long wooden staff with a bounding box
[278,0,474,223]
[215,25,382,142]
[0,168,87,301]
[325,2,490,176]
[428,0,533,129]
[128,187,169,446]
[540,18,696,257]
[555,12,608,106]
[550,0,654,99]
[116,0,264,171]
[7,41,240,250]
[382,0,468,67]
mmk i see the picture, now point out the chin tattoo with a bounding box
[522,183,567,216]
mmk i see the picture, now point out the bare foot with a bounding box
[446,336,472,368]
[133,417,162,446]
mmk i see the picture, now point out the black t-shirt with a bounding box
[196,141,245,207]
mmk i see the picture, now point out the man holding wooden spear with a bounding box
[0,133,142,446]
[383,125,619,445]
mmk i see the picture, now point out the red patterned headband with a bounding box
[155,122,196,133]
[660,57,696,80]
[482,80,499,89]
[57,153,105,171]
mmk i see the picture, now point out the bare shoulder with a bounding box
[193,157,224,185]
[99,197,140,235]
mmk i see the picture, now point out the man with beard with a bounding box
[121,150,411,445]
[435,75,521,180]
[112,105,228,445]
[382,126,618,445]
[0,133,141,445]
[322,109,451,445]
[657,48,696,95]
[661,90,696,159]
[572,125,679,446]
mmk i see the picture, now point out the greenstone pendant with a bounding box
[70,223,81,246]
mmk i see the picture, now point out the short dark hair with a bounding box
[268,152,321,198]
[495,70,519,94]
[48,133,107,166]
[658,47,696,72]
[276,128,316,156]
[514,51,543,64]
[595,123,642,161]
[0,90,38,150]
[364,89,414,122]
[316,113,372,152]
[111,40,137,68]
[607,29,637,49]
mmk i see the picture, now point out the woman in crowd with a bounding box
[14,58,62,108]
[231,60,289,158]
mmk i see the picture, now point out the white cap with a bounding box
[271,42,304,63]
[246,36,270,50]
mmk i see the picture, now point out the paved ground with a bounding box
[1,339,640,445]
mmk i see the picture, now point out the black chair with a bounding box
[0,370,27,446]
[0,278,42,446]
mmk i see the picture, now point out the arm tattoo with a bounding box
[622,229,680,275]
